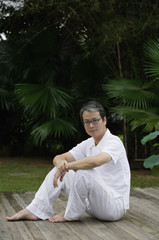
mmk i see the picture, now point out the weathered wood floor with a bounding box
[0,188,159,240]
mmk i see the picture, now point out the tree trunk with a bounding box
[117,41,128,153]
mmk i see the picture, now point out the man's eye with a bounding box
[84,121,90,124]
[92,119,97,123]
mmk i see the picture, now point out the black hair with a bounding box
[80,101,106,121]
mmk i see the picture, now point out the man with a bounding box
[7,101,130,222]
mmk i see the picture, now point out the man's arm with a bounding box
[53,152,111,188]
[68,152,111,171]
[53,152,75,174]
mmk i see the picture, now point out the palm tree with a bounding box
[15,83,76,146]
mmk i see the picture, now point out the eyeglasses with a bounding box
[83,117,102,126]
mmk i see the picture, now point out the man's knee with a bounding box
[73,169,94,188]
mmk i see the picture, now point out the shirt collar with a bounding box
[89,129,111,150]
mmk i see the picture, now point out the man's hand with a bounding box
[53,152,75,173]
[55,159,69,175]
[53,170,60,188]
[53,161,69,188]
[53,170,66,188]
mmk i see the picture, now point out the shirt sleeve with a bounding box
[101,137,125,164]
[69,140,88,160]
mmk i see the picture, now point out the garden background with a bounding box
[0,0,159,190]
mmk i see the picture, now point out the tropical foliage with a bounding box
[0,27,79,154]
[141,131,159,176]
[0,0,159,160]
[103,39,159,173]
[103,77,159,132]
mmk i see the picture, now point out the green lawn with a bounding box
[131,169,159,188]
[0,157,52,191]
[0,157,159,191]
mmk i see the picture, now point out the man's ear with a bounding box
[104,116,107,126]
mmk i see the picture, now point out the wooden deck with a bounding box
[0,188,159,240]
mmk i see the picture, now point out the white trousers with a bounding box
[27,168,125,221]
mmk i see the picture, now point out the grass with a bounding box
[0,157,52,191]
[131,169,159,188]
[0,157,159,191]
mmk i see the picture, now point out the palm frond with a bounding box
[103,78,154,109]
[15,83,73,118]
[144,39,159,77]
[111,106,159,132]
[0,88,14,110]
[31,119,77,145]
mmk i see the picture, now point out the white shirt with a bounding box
[69,129,131,210]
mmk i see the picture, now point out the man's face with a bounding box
[82,111,106,141]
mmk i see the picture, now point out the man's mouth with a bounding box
[89,129,96,133]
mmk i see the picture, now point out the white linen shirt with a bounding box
[69,129,131,210]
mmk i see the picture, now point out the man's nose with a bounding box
[89,122,94,127]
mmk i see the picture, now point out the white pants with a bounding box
[27,168,125,221]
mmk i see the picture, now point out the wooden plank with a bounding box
[82,216,137,240]
[24,222,46,240]
[2,192,79,240]
[55,196,136,240]
[112,217,159,240]
[0,193,25,240]
[134,187,159,200]
[35,220,77,240]
[131,188,159,205]
[0,219,15,240]
[65,221,104,240]
[1,189,159,240]
[12,192,28,209]
[4,193,46,240]
[11,192,81,240]
[54,197,122,240]
[48,220,80,240]
[0,193,35,240]
[128,201,159,229]
[54,199,102,240]
[130,196,159,222]
[19,191,36,206]
[125,212,159,239]
[127,208,159,229]
[0,212,12,240]
[7,192,70,240]
[113,188,159,240]
[58,190,159,240]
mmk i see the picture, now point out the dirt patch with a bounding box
[131,169,152,175]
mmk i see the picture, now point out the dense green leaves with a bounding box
[31,119,77,145]
[15,84,73,118]
[1,0,159,156]
[103,78,159,132]
[0,88,14,110]
[103,79,154,109]
[144,39,159,77]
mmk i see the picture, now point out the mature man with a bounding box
[7,101,130,222]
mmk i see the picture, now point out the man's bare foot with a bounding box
[6,209,38,221]
[48,211,68,223]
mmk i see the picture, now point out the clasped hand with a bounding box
[53,160,69,188]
